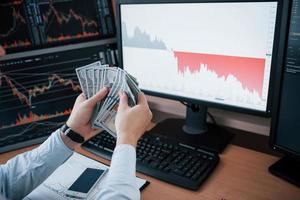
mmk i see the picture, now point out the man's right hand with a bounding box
[115,92,153,147]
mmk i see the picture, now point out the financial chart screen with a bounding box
[0,0,115,53]
[0,0,117,149]
[121,2,278,111]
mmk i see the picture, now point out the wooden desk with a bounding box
[1,144,299,200]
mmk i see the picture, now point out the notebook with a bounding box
[24,152,149,200]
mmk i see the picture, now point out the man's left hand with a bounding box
[66,87,108,138]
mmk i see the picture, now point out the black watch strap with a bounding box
[61,124,85,143]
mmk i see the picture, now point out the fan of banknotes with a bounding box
[75,61,141,137]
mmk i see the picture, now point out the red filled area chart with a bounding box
[123,46,269,111]
[174,51,265,97]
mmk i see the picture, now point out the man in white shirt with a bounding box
[0,46,153,200]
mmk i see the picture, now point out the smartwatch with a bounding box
[61,124,85,143]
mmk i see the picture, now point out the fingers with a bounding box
[137,92,148,107]
[118,91,129,111]
[137,93,152,119]
[78,93,86,101]
[72,93,86,109]
[86,87,108,105]
[0,46,6,57]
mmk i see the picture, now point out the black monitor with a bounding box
[269,0,300,187]
[116,0,291,153]
[0,0,117,153]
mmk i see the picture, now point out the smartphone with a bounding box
[65,168,107,199]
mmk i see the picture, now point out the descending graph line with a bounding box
[0,71,28,105]
[0,72,81,107]
[122,23,167,50]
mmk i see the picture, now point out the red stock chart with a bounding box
[174,51,265,97]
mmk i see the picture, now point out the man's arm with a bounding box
[0,87,108,200]
[96,92,152,200]
[0,129,73,199]
[97,145,140,200]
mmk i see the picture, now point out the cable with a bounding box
[207,111,217,125]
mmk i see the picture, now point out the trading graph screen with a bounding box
[0,42,118,149]
[120,2,278,112]
[0,0,115,53]
[0,0,117,151]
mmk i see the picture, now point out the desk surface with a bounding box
[1,143,300,200]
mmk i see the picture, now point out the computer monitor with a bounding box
[0,0,117,153]
[269,0,300,187]
[116,0,290,152]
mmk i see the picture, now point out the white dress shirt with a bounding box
[0,129,140,200]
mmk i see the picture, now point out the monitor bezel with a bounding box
[269,0,300,159]
[269,72,300,159]
[270,92,300,160]
[116,0,289,117]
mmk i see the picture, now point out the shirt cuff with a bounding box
[108,144,136,179]
[57,129,75,153]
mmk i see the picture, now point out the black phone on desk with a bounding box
[65,167,107,199]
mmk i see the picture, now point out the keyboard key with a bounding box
[150,160,160,168]
[172,168,185,176]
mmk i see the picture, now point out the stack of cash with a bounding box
[76,61,140,137]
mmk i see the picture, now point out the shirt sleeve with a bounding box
[0,129,73,200]
[97,144,140,200]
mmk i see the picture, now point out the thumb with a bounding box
[118,91,129,111]
[87,87,108,105]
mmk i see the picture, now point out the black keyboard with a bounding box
[82,131,219,190]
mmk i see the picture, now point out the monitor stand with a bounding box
[148,103,234,153]
[269,156,300,187]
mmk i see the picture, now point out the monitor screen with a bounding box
[120,1,279,112]
[0,0,117,152]
[0,0,115,54]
